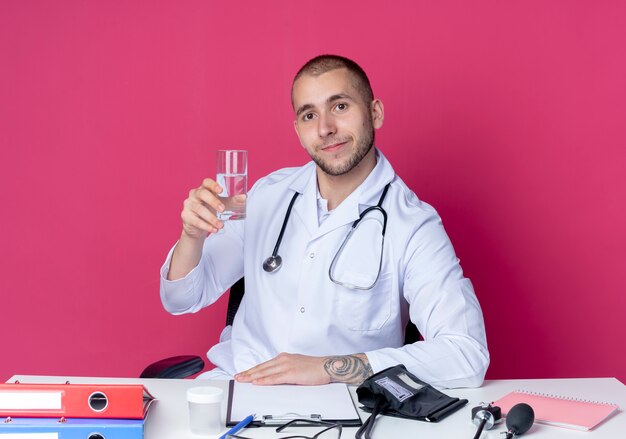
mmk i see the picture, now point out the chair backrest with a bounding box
[226,277,245,326]
[404,320,421,344]
[225,278,421,344]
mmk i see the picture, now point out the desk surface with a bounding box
[9,375,625,438]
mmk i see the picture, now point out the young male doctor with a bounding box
[160,55,489,388]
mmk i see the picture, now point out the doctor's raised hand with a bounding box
[167,178,228,281]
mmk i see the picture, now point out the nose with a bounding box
[318,112,336,138]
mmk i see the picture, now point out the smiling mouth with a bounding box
[321,141,348,153]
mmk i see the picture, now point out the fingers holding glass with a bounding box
[181,182,226,237]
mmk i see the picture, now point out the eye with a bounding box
[302,113,315,121]
[335,102,348,111]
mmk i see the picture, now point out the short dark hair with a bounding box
[292,54,374,107]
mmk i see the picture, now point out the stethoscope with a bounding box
[262,183,391,286]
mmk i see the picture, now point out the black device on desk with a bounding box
[471,402,502,438]
[470,402,534,439]
[503,403,535,438]
[356,365,468,439]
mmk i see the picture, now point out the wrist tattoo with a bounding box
[323,355,373,385]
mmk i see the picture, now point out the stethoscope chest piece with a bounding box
[262,191,300,274]
[262,255,282,273]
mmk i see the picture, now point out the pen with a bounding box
[219,413,255,439]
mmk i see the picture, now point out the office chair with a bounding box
[140,277,420,378]
[140,278,245,379]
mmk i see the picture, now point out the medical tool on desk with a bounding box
[471,402,502,439]
[356,364,467,439]
[503,403,535,438]
[263,183,391,290]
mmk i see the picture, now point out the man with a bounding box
[160,55,489,388]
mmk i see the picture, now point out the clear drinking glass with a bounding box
[216,150,247,220]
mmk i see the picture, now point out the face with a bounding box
[292,68,384,177]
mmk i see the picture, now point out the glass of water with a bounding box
[216,150,247,220]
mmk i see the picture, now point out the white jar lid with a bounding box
[187,386,223,404]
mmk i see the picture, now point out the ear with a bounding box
[293,119,300,138]
[370,99,384,129]
[293,119,305,149]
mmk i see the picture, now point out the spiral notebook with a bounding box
[494,390,620,431]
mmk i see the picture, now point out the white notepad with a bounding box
[226,381,362,426]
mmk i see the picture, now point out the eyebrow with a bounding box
[295,93,354,117]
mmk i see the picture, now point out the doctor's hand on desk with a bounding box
[234,353,374,385]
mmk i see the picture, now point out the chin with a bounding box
[319,159,355,177]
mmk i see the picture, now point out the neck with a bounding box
[317,147,377,210]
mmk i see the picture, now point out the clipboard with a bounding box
[226,381,362,427]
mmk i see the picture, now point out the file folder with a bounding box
[0,417,143,438]
[0,382,154,419]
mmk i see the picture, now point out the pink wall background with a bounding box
[1,1,625,383]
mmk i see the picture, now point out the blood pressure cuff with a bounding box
[356,364,468,422]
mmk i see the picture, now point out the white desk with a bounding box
[9,375,625,438]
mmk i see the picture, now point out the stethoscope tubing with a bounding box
[264,182,391,276]
[270,191,300,258]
